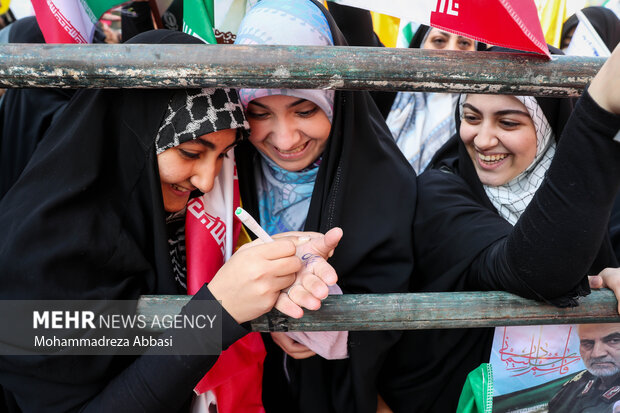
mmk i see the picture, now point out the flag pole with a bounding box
[148,0,164,29]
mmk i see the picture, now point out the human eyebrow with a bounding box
[603,333,620,342]
[287,98,308,108]
[248,100,268,109]
[462,103,481,114]
[495,109,530,117]
[438,31,451,37]
[193,138,216,150]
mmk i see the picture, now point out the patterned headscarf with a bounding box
[234,0,335,121]
[459,95,556,225]
[234,0,334,235]
[157,88,249,289]
[155,88,249,154]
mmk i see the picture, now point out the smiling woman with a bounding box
[0,30,343,413]
[379,45,620,411]
[157,128,238,212]
[233,1,416,412]
[460,95,538,188]
[245,95,331,173]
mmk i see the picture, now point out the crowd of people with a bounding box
[1,0,620,412]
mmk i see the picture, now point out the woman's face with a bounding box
[460,94,537,187]
[246,95,331,172]
[423,28,476,51]
[157,129,237,212]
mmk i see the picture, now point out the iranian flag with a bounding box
[329,0,550,57]
[31,0,121,43]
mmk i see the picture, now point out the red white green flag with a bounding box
[31,0,121,43]
[182,0,257,44]
[329,0,551,57]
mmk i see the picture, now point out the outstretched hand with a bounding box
[273,227,343,318]
[589,43,620,115]
[589,267,620,314]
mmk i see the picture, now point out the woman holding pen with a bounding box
[0,30,339,412]
[233,1,417,412]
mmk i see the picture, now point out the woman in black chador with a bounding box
[380,45,620,412]
[0,30,338,412]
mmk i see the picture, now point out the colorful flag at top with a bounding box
[328,0,551,57]
[182,0,257,44]
[535,0,571,48]
[0,0,11,15]
[31,0,121,43]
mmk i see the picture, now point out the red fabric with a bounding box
[430,0,550,57]
[195,333,266,413]
[31,0,88,43]
[185,175,266,413]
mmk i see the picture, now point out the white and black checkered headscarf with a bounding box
[459,94,556,225]
[157,88,249,289]
[155,88,250,154]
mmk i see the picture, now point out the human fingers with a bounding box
[272,230,322,239]
[588,275,604,289]
[306,227,343,259]
[298,269,330,300]
[252,239,297,260]
[101,12,121,21]
[270,332,316,359]
[274,290,304,319]
[236,237,267,251]
[323,227,343,253]
[594,267,620,314]
[306,258,338,288]
[286,283,322,311]
[287,348,316,359]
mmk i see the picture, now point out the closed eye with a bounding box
[297,106,318,117]
[500,120,520,128]
[246,110,269,119]
[178,148,200,159]
[463,114,480,123]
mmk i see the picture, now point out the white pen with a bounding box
[235,207,274,243]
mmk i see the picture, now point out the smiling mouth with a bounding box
[478,153,508,163]
[274,141,309,155]
[171,184,193,194]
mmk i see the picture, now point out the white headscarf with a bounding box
[459,95,557,225]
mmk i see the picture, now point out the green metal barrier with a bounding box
[3,44,616,332]
[0,44,605,96]
[138,290,620,333]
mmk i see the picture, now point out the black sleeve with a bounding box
[468,91,620,305]
[2,286,249,413]
[608,189,620,260]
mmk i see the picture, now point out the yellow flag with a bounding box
[370,12,399,48]
[0,0,11,15]
[536,0,569,48]
[536,0,592,48]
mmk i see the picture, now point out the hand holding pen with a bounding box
[236,207,343,318]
